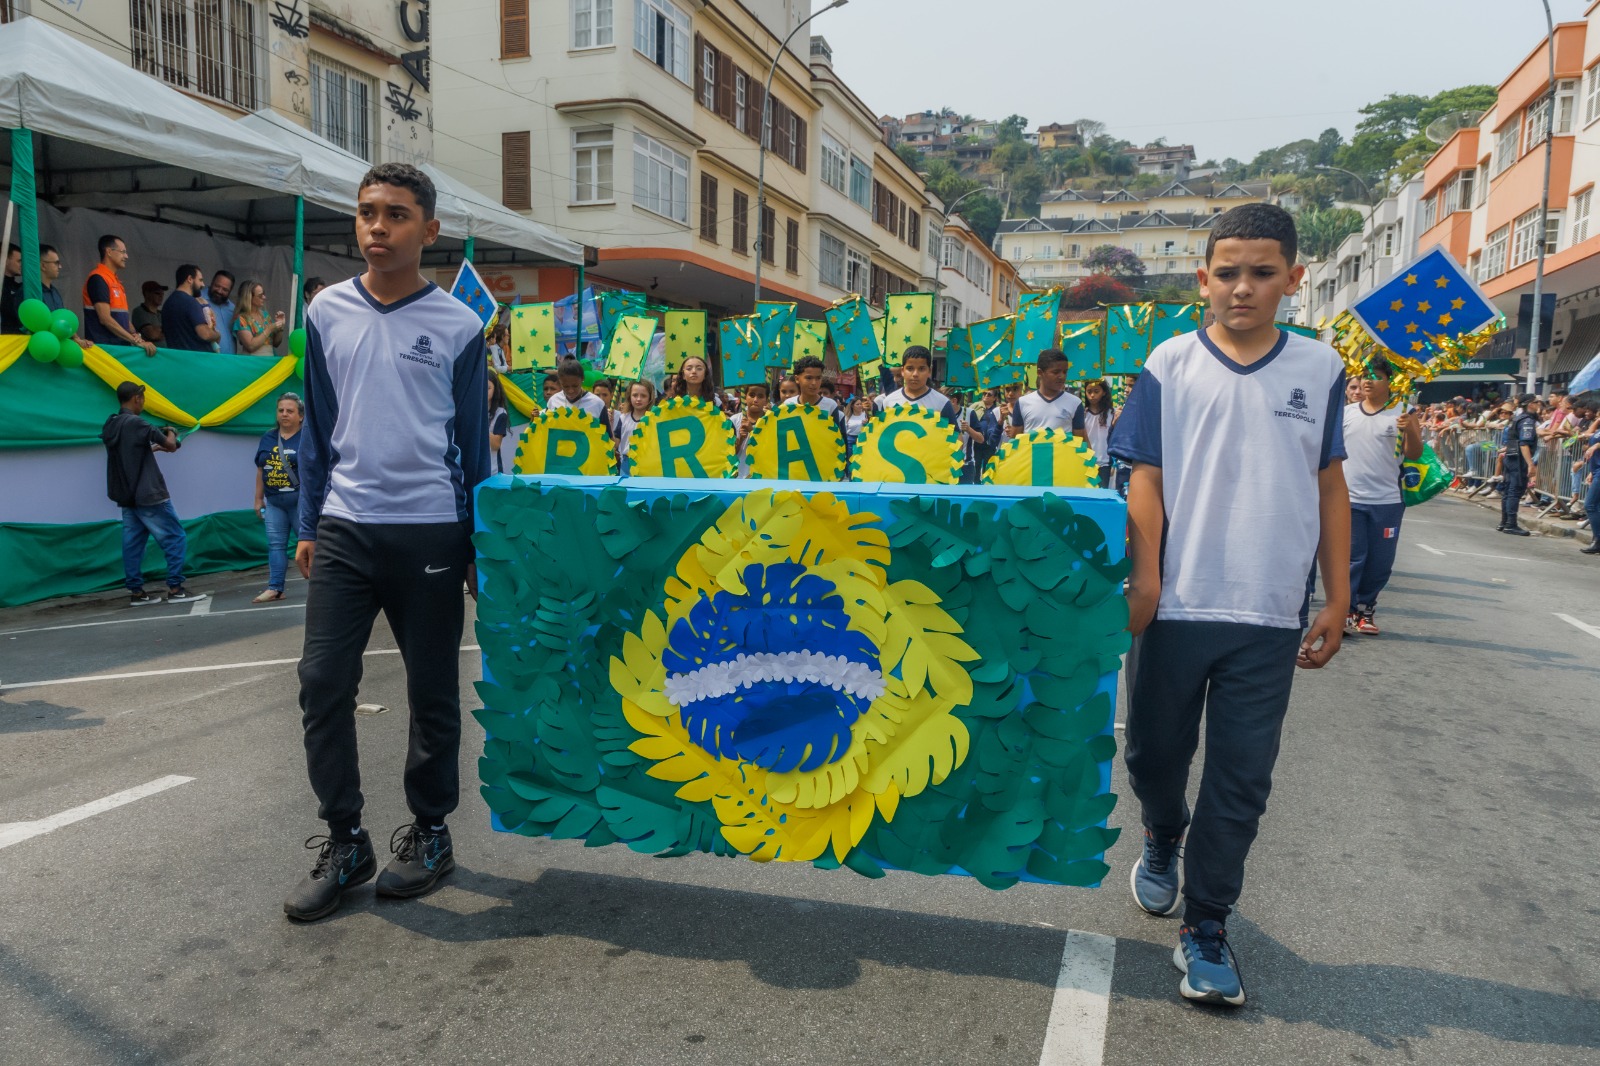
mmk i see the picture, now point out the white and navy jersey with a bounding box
[1012,390,1087,435]
[876,387,954,425]
[1109,328,1346,629]
[782,394,838,414]
[299,277,489,539]
[1342,403,1403,506]
[548,390,609,423]
[1082,405,1116,465]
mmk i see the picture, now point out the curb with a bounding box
[1446,489,1594,545]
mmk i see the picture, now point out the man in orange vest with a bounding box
[83,234,156,356]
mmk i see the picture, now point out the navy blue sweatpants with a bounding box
[1123,620,1300,926]
[1349,501,1405,613]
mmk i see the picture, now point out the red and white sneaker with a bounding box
[1344,613,1361,636]
[1356,614,1380,635]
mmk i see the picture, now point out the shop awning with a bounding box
[0,18,305,196]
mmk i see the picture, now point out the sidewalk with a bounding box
[1448,488,1595,546]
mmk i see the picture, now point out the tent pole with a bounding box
[293,196,305,329]
[9,127,41,302]
[463,236,476,263]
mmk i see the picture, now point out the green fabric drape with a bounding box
[10,127,41,302]
[0,510,270,607]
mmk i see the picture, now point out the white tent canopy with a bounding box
[237,109,584,265]
[0,17,305,196]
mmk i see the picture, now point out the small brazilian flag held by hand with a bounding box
[1014,291,1061,365]
[718,314,764,386]
[509,302,557,371]
[663,310,707,373]
[1352,246,1498,359]
[883,293,935,366]
[825,296,881,370]
[604,315,655,381]
[756,301,798,367]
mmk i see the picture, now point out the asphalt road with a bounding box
[1,494,1597,1066]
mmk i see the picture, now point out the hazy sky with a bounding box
[816,0,1589,162]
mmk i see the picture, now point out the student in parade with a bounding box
[731,381,769,477]
[253,392,304,603]
[232,279,288,355]
[547,359,611,434]
[1342,360,1421,635]
[875,346,954,425]
[541,373,559,405]
[777,376,799,403]
[1110,203,1348,1007]
[673,354,721,406]
[1008,349,1088,440]
[303,277,327,306]
[487,368,512,475]
[590,377,628,440]
[844,396,869,454]
[286,163,489,922]
[1499,395,1541,536]
[965,388,1004,483]
[786,355,849,439]
[101,381,205,605]
[1080,378,1118,487]
[617,380,656,473]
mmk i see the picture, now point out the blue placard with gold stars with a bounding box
[1352,247,1498,359]
[448,261,498,328]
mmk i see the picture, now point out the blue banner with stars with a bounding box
[1352,247,1499,359]
[448,260,498,329]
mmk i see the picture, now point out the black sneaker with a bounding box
[283,831,376,922]
[375,824,455,899]
[165,586,206,603]
[129,589,158,607]
[1501,526,1531,537]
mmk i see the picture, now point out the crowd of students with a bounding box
[486,345,1124,486]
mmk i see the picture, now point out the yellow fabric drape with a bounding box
[501,374,541,419]
[0,336,25,377]
[195,356,298,426]
[81,344,198,426]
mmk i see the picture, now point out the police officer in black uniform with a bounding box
[1499,395,1542,536]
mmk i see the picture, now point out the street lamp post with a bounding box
[753,0,848,307]
[1528,0,1556,396]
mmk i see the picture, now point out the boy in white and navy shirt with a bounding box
[874,345,954,426]
[547,359,612,435]
[1109,203,1349,1008]
[287,164,489,922]
[1008,349,1088,439]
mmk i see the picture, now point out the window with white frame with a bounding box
[1524,95,1552,154]
[1573,188,1593,245]
[1557,79,1578,134]
[309,54,375,161]
[819,232,845,289]
[820,133,847,193]
[1011,244,1022,261]
[572,127,613,202]
[698,41,715,107]
[1482,225,1509,278]
[634,0,690,83]
[938,297,962,329]
[941,235,961,269]
[1419,193,1437,232]
[1493,121,1519,175]
[734,73,747,133]
[1381,225,1396,258]
[848,156,871,210]
[845,247,869,294]
[573,0,613,48]
[1041,244,1053,259]
[1587,65,1600,127]
[927,219,941,257]
[1446,170,1473,213]
[1475,161,1491,205]
[1510,208,1542,267]
[1068,243,1081,258]
[1544,211,1563,255]
[965,249,981,279]
[633,132,688,222]
[130,0,264,110]
[1132,241,1143,256]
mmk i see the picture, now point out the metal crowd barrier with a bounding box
[1533,434,1588,518]
[1427,425,1590,519]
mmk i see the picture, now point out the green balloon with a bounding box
[26,330,61,363]
[55,339,85,368]
[17,298,52,334]
[288,328,307,358]
[49,308,80,339]
[295,354,305,381]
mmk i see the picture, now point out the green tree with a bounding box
[958,196,1003,247]
[997,114,1030,143]
[992,139,1038,175]
[1083,244,1146,277]
[1295,206,1365,260]
[894,142,925,171]
[1007,163,1049,217]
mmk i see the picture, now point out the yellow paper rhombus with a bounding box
[603,314,655,380]
[509,302,556,370]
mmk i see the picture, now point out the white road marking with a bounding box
[1415,543,1447,556]
[1556,613,1600,641]
[0,601,304,637]
[1413,543,1526,562]
[114,674,271,717]
[0,775,194,850]
[0,646,482,692]
[1038,930,1116,1066]
[188,597,212,616]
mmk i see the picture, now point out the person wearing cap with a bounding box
[101,381,206,606]
[132,280,167,345]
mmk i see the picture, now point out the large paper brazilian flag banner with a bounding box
[1013,291,1061,365]
[755,301,798,367]
[474,476,1128,887]
[1103,304,1152,376]
[944,326,977,391]
[1058,319,1101,381]
[718,315,766,388]
[663,310,707,374]
[882,293,936,367]
[972,315,1024,389]
[824,296,880,371]
[1147,302,1204,355]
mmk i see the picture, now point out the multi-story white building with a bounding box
[1303,178,1423,326]
[994,180,1270,287]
